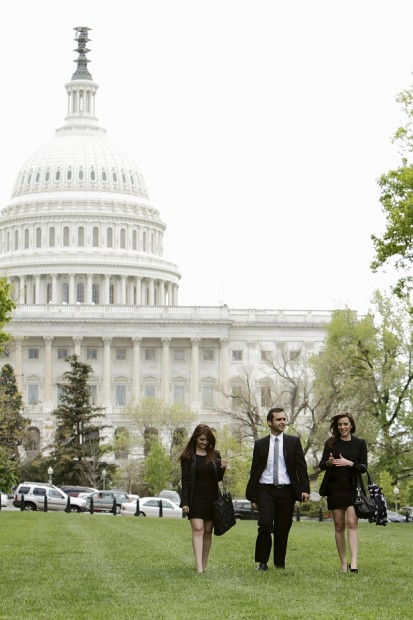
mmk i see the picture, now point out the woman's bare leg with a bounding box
[331,508,347,572]
[190,518,205,572]
[346,506,359,569]
[202,520,213,570]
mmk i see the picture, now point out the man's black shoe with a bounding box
[256,563,268,571]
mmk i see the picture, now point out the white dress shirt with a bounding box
[259,433,292,485]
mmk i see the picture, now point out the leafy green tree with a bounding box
[0,364,29,489]
[312,293,413,481]
[51,355,109,486]
[371,80,413,298]
[144,441,173,495]
[0,278,15,352]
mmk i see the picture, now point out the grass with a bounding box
[0,512,411,620]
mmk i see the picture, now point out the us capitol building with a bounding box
[0,28,331,454]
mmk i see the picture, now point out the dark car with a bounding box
[85,490,130,513]
[233,499,258,520]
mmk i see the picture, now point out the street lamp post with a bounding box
[47,466,53,485]
[394,486,400,512]
[102,469,107,490]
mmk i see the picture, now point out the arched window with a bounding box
[26,427,41,452]
[150,233,154,253]
[77,282,85,303]
[120,228,126,249]
[90,169,96,181]
[49,227,55,247]
[114,427,129,459]
[46,283,52,303]
[144,427,158,456]
[36,227,41,248]
[78,226,85,247]
[45,171,50,182]
[24,229,29,249]
[102,170,107,182]
[112,172,118,183]
[78,168,84,181]
[92,283,100,304]
[92,226,99,247]
[132,230,137,250]
[142,231,147,251]
[109,283,115,304]
[55,170,61,181]
[63,226,70,247]
[67,169,72,181]
[14,230,19,250]
[107,227,113,248]
[35,172,40,183]
[61,282,69,304]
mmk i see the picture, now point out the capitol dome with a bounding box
[0,27,180,308]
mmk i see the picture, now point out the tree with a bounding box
[143,441,173,495]
[0,278,15,352]
[371,80,413,298]
[311,293,413,482]
[51,355,109,486]
[0,364,29,489]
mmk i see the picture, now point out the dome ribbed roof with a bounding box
[11,131,149,200]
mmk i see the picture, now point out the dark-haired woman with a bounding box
[319,413,367,573]
[180,424,227,573]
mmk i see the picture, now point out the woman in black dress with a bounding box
[319,413,367,573]
[180,424,227,573]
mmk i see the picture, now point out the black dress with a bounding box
[325,439,354,510]
[188,455,219,521]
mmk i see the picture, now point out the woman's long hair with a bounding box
[179,424,216,463]
[325,412,356,450]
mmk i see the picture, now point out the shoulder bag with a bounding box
[354,472,376,520]
[213,484,236,536]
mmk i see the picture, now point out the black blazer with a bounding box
[180,450,224,509]
[318,435,367,497]
[245,434,310,504]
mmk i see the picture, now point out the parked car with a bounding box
[85,490,130,513]
[120,496,183,518]
[13,482,87,512]
[1,492,8,508]
[159,489,181,504]
[59,485,98,497]
[232,499,258,520]
[387,510,406,523]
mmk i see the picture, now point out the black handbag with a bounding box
[213,486,236,536]
[354,476,376,519]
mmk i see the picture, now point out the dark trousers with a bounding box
[254,484,296,568]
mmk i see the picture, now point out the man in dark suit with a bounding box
[246,407,310,570]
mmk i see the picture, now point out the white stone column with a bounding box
[86,274,93,304]
[167,282,173,306]
[52,274,58,303]
[102,337,112,408]
[121,275,127,304]
[131,337,141,401]
[172,284,178,305]
[159,281,165,306]
[69,274,75,304]
[161,338,170,402]
[149,279,155,305]
[73,336,83,357]
[14,337,23,392]
[35,275,41,304]
[190,338,200,410]
[104,274,110,304]
[43,336,53,408]
[136,277,142,306]
[220,338,229,398]
[128,278,135,305]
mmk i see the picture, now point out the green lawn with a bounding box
[0,512,411,620]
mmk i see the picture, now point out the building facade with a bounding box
[0,28,331,455]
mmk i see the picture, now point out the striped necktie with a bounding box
[273,437,279,485]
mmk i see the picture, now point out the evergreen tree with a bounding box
[0,364,29,489]
[51,355,108,486]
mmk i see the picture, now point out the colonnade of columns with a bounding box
[14,335,230,413]
[10,273,179,306]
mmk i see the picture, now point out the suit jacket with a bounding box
[245,434,310,503]
[318,435,367,497]
[180,450,224,509]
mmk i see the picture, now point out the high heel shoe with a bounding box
[348,563,358,573]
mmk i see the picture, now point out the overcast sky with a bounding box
[1,0,412,312]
